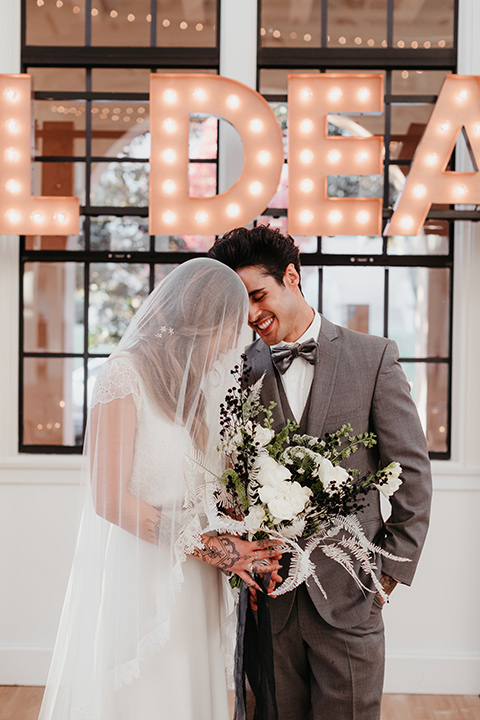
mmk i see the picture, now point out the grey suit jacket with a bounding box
[244,315,432,631]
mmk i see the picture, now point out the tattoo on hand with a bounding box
[380,573,398,595]
[192,536,240,571]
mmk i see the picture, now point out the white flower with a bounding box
[244,505,267,533]
[316,456,350,494]
[253,453,292,486]
[259,478,312,523]
[375,462,403,498]
[254,424,275,447]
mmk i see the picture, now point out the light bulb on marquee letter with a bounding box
[0,74,79,235]
[149,74,283,235]
[387,75,480,236]
[288,73,383,236]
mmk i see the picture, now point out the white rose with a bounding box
[375,462,403,498]
[254,424,275,448]
[316,456,349,494]
[261,480,312,523]
[244,505,267,533]
[253,453,292,486]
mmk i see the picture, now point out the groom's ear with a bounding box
[283,263,300,289]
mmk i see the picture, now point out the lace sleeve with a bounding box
[91,356,142,409]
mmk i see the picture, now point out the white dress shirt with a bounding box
[271,311,321,422]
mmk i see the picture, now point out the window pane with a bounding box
[389,267,450,358]
[322,267,384,336]
[389,104,434,162]
[156,1,217,47]
[387,220,450,256]
[28,67,86,93]
[23,357,83,447]
[189,116,218,160]
[267,164,288,209]
[394,0,455,49]
[91,69,151,94]
[328,0,387,48]
[401,361,449,454]
[24,262,84,353]
[154,233,215,253]
[301,266,320,310]
[91,104,149,158]
[321,235,383,254]
[391,70,447,95]
[261,0,321,47]
[91,2,151,47]
[88,263,150,353]
[26,0,86,46]
[90,161,149,207]
[189,163,217,197]
[90,216,150,252]
[154,264,179,284]
[34,101,86,157]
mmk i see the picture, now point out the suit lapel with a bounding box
[306,315,341,439]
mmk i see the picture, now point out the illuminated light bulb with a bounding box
[357,87,371,102]
[226,94,240,109]
[6,209,21,225]
[400,215,415,231]
[300,118,314,134]
[226,203,241,218]
[4,147,20,162]
[356,210,371,225]
[163,89,178,105]
[53,211,69,224]
[412,183,427,199]
[162,210,177,225]
[4,87,19,102]
[193,87,207,102]
[6,119,20,134]
[249,181,263,196]
[439,121,450,133]
[161,148,177,164]
[357,150,370,163]
[328,209,343,225]
[425,153,439,166]
[299,209,313,224]
[163,117,177,133]
[257,150,272,166]
[474,123,480,136]
[162,18,170,27]
[195,210,209,224]
[455,184,468,198]
[300,178,314,193]
[31,211,45,225]
[299,87,313,102]
[249,118,264,133]
[5,179,22,194]
[127,13,135,21]
[162,179,177,194]
[328,87,343,102]
[457,89,468,102]
[327,149,342,164]
[300,149,314,164]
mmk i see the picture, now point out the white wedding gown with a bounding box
[39,357,233,720]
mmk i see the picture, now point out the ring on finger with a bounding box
[247,562,255,574]
[254,550,258,561]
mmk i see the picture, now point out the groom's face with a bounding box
[236,264,302,346]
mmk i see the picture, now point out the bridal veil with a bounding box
[38,258,249,720]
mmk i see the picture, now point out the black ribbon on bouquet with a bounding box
[233,576,278,720]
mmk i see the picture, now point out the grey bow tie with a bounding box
[270,338,319,374]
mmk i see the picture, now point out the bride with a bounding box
[38,258,281,720]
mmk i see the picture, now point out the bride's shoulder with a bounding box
[91,354,142,407]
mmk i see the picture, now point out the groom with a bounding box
[208,225,432,720]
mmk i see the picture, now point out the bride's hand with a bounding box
[191,534,282,592]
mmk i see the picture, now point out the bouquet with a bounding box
[210,365,409,601]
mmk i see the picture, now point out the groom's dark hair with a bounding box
[207,224,301,287]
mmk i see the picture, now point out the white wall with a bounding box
[0,0,479,694]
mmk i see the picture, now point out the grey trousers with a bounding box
[269,584,385,720]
